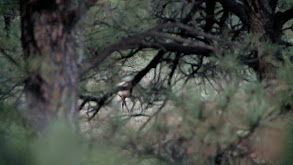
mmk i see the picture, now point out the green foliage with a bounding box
[278,0,293,11]
[0,0,18,15]
[0,10,24,100]
[0,0,293,165]
[277,55,293,164]
[33,121,84,165]
[0,102,33,165]
[282,119,293,165]
[83,0,154,52]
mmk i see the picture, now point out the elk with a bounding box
[116,81,133,112]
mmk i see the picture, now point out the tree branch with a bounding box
[79,27,216,76]
[275,7,293,25]
[79,50,166,120]
[217,0,249,27]
[130,50,165,87]
[80,22,246,77]
[0,48,20,67]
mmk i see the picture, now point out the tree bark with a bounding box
[20,0,79,131]
[244,0,280,80]
[245,0,275,39]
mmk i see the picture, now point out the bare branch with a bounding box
[0,48,20,67]
[276,7,293,25]
[217,0,249,27]
[79,23,219,76]
[79,50,166,120]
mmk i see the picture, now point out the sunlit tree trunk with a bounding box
[20,0,79,131]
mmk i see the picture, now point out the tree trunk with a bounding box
[245,0,280,80]
[20,0,79,131]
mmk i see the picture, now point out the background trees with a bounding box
[0,0,293,164]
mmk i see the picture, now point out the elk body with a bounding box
[116,81,133,112]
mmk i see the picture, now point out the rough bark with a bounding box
[20,0,79,131]
[244,0,280,80]
[245,0,275,39]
